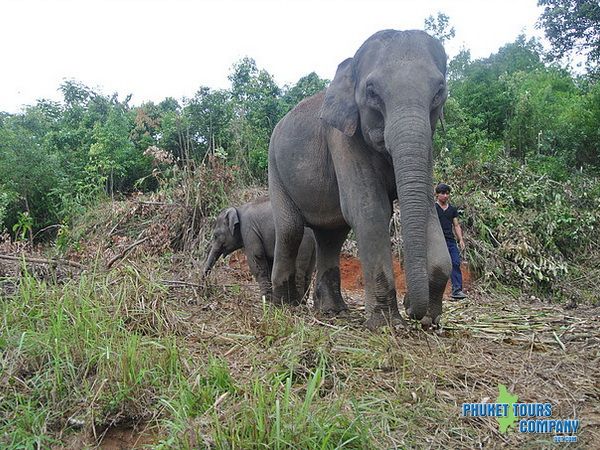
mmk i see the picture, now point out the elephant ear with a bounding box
[225,207,240,236]
[319,58,358,136]
[439,106,446,133]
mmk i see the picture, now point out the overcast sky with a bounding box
[1,0,544,113]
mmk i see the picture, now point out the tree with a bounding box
[88,107,146,193]
[503,67,578,164]
[0,112,63,231]
[280,72,329,113]
[537,0,600,71]
[448,48,472,82]
[130,102,163,152]
[449,36,544,140]
[185,87,233,155]
[228,57,282,179]
[424,12,455,44]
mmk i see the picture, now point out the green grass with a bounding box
[0,267,191,448]
[3,260,597,448]
[210,363,370,449]
[0,267,386,449]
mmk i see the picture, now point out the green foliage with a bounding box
[448,35,600,171]
[449,35,544,140]
[436,152,600,293]
[280,72,329,113]
[12,212,33,242]
[0,191,10,227]
[210,360,369,449]
[185,87,233,156]
[537,0,600,71]
[503,67,579,165]
[424,12,456,44]
[434,96,502,164]
[228,57,282,181]
[0,108,63,233]
[0,269,192,448]
[89,108,138,191]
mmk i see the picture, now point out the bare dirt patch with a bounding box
[224,250,473,297]
[339,253,473,296]
[98,426,157,450]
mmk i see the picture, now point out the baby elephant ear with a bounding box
[319,58,358,136]
[225,207,239,236]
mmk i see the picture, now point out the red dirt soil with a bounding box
[228,251,472,296]
[339,254,472,295]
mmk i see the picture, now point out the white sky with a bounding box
[1,0,544,114]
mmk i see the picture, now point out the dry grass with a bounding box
[2,185,598,448]
[178,266,600,448]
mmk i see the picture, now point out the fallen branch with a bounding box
[159,278,254,289]
[160,279,206,288]
[0,253,84,269]
[106,237,149,269]
[136,201,185,208]
[32,224,62,240]
[553,331,567,352]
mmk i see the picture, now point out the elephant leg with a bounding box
[295,233,316,303]
[246,252,272,299]
[312,227,350,314]
[270,184,304,306]
[425,208,452,326]
[353,217,404,330]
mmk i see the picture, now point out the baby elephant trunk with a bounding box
[202,244,222,277]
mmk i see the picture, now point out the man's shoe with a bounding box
[451,291,467,299]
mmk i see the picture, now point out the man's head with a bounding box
[435,183,451,195]
[435,183,451,205]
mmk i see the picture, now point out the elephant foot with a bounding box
[420,314,444,331]
[269,294,302,307]
[259,286,273,301]
[365,307,406,330]
[313,293,348,316]
[297,276,313,305]
[317,304,349,317]
[420,315,433,330]
[271,276,301,306]
[403,293,443,329]
[313,268,347,314]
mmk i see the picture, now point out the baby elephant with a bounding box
[202,197,316,300]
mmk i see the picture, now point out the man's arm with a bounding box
[453,217,465,251]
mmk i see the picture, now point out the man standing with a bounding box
[435,183,467,299]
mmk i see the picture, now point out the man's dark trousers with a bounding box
[446,239,463,295]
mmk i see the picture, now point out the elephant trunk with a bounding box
[386,107,433,320]
[202,245,222,277]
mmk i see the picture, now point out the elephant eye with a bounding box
[366,84,378,98]
[366,84,382,107]
[432,85,446,106]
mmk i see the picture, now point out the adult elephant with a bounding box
[268,29,451,329]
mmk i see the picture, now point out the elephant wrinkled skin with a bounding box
[268,30,451,328]
[202,197,316,300]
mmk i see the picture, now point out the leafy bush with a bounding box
[436,152,600,295]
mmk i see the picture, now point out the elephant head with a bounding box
[202,207,243,276]
[320,30,447,320]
